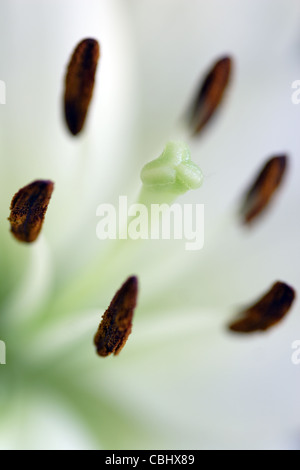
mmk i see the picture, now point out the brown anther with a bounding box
[94,276,138,357]
[229,281,296,333]
[64,38,100,136]
[8,180,54,243]
[241,155,287,224]
[189,56,232,135]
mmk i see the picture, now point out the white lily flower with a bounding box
[0,0,299,450]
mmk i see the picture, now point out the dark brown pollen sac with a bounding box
[8,180,54,243]
[64,38,100,136]
[228,281,296,333]
[188,56,232,135]
[94,276,138,357]
[240,155,288,224]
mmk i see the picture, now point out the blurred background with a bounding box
[0,0,299,450]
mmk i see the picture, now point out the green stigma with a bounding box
[140,141,203,205]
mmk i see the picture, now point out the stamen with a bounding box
[229,281,296,333]
[94,276,138,357]
[189,56,232,135]
[64,38,100,136]
[241,155,287,224]
[8,180,54,243]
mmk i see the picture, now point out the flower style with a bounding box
[0,0,299,450]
